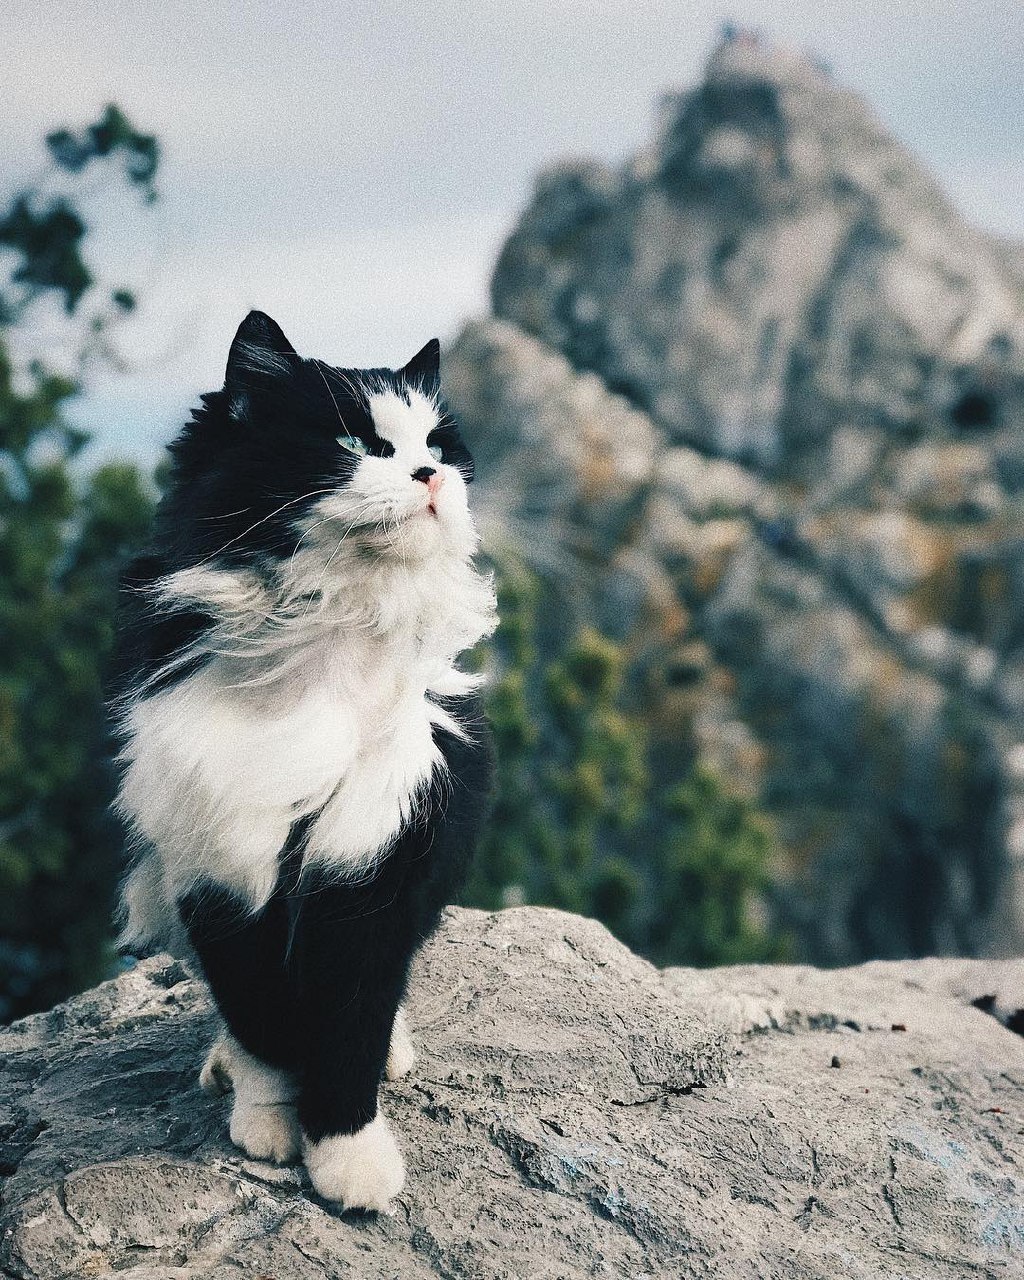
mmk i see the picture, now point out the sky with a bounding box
[4,0,1023,464]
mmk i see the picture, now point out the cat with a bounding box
[111,310,497,1210]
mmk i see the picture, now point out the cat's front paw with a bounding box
[385,1006,416,1080]
[230,1099,301,1164]
[199,1036,234,1095]
[201,1032,300,1163]
[303,1114,405,1211]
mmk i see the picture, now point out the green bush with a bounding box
[468,551,785,966]
[647,765,784,966]
[0,110,158,1019]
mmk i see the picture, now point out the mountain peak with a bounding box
[492,39,1022,470]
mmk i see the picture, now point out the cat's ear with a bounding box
[401,338,440,397]
[225,311,297,419]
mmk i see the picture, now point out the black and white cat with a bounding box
[112,311,497,1210]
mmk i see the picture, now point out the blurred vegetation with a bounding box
[0,111,781,1021]
[466,551,785,967]
[0,109,158,1020]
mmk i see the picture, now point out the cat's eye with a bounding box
[428,443,443,462]
[337,434,368,456]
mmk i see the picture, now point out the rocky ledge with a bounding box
[1,907,1022,1278]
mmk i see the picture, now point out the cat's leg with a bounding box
[199,1028,300,1162]
[385,1005,415,1081]
[179,879,301,1164]
[295,701,493,1208]
[292,870,414,1211]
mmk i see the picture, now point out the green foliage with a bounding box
[0,110,157,1020]
[47,105,159,197]
[0,105,157,321]
[470,552,784,966]
[647,766,785,966]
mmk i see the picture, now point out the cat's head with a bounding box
[169,310,479,575]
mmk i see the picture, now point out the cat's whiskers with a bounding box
[283,513,336,585]
[215,502,388,688]
[294,499,383,625]
[313,359,349,431]
[196,504,255,522]
[181,488,338,571]
[322,364,368,406]
[176,501,384,673]
[391,505,413,569]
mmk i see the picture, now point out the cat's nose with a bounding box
[412,466,444,495]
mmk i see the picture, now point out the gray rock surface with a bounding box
[2,907,1023,1278]
[444,36,1024,963]
[490,39,1024,475]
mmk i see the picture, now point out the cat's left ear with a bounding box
[225,311,297,420]
[401,338,440,397]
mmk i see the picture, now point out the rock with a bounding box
[445,35,1024,963]
[492,39,1024,476]
[887,442,1002,518]
[444,316,660,565]
[2,908,1023,1278]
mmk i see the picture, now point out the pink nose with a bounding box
[413,466,444,496]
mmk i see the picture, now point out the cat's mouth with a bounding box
[307,494,449,556]
[358,502,444,545]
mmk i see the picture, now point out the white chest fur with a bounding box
[117,554,495,919]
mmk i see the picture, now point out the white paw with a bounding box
[200,1032,299,1163]
[385,1007,416,1081]
[200,1036,234,1095]
[304,1114,406,1211]
[230,1099,301,1163]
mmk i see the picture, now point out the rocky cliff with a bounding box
[1,907,1023,1278]
[445,36,1024,963]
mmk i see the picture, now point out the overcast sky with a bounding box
[5,1,1022,462]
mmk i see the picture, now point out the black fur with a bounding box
[178,695,493,1140]
[112,312,473,703]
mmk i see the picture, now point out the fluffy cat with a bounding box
[111,311,497,1210]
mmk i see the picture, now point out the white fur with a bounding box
[118,851,180,955]
[386,1006,416,1081]
[201,1032,300,1164]
[115,376,496,944]
[303,1114,405,1210]
[368,386,441,455]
